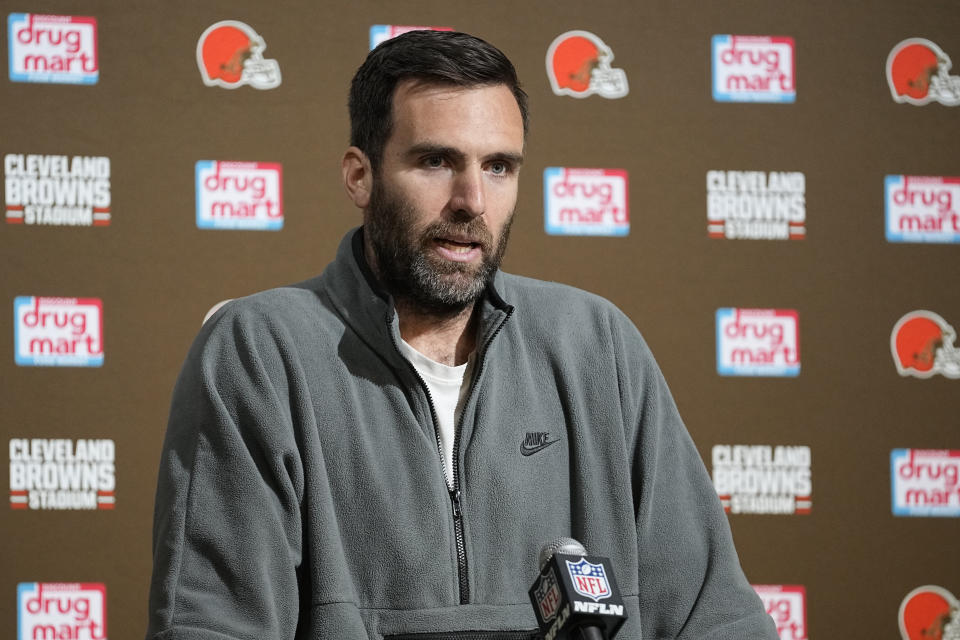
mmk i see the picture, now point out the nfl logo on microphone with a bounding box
[534,567,562,622]
[566,558,611,602]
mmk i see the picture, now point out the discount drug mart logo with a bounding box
[754,585,807,640]
[14,297,103,367]
[4,154,111,227]
[716,308,800,377]
[891,449,960,517]
[712,445,811,515]
[544,168,628,236]
[899,585,960,640]
[17,583,107,640]
[712,35,795,103]
[885,176,960,243]
[8,14,98,84]
[707,170,805,240]
[196,161,283,230]
[369,25,453,50]
[10,438,116,511]
[887,38,960,107]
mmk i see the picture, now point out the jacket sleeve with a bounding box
[146,307,306,640]
[624,324,779,640]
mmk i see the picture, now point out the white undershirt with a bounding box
[398,339,474,489]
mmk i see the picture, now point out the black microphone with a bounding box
[528,537,627,640]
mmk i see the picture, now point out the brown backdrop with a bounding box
[3,1,959,638]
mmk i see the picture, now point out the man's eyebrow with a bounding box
[406,143,465,162]
[405,143,524,166]
[486,151,525,167]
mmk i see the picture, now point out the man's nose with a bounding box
[449,166,486,219]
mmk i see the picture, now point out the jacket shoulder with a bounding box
[201,276,328,332]
[498,272,638,332]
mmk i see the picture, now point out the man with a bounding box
[147,31,778,639]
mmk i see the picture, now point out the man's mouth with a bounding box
[438,238,478,251]
[433,236,483,261]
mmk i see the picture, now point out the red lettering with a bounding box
[22,52,97,73]
[557,207,625,225]
[776,621,805,640]
[23,586,92,617]
[552,176,614,205]
[22,300,89,334]
[573,575,607,596]
[541,588,560,617]
[204,165,270,199]
[898,214,943,232]
[29,620,106,640]
[203,163,222,191]
[265,199,281,218]
[23,297,41,328]
[765,597,792,622]
[28,338,53,355]
[589,577,606,595]
[727,75,771,92]
[249,176,266,199]
[85,334,103,355]
[899,453,960,486]
[720,44,782,72]
[723,312,786,346]
[778,72,793,92]
[894,184,955,214]
[25,584,44,614]
[16,22,83,54]
[17,24,33,44]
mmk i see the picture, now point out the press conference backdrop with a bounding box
[2,1,959,638]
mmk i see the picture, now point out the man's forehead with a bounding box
[391,79,517,112]
[388,80,525,149]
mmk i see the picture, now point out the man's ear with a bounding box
[342,146,373,209]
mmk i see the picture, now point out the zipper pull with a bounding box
[451,489,462,518]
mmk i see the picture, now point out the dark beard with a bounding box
[365,180,513,315]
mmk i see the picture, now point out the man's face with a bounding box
[364,81,525,312]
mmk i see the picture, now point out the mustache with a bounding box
[422,218,493,250]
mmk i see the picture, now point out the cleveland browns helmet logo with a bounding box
[546,30,628,99]
[891,311,960,379]
[899,585,960,640]
[887,38,960,106]
[197,20,281,90]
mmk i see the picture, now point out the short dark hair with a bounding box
[349,30,529,170]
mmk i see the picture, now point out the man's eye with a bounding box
[489,161,509,175]
[424,156,444,168]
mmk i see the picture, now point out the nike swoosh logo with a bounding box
[520,439,558,456]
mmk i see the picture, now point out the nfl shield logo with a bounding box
[566,558,611,602]
[535,567,562,621]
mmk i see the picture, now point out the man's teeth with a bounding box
[439,239,475,253]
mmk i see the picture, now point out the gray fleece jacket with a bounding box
[147,228,778,640]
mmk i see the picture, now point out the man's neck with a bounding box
[395,299,477,366]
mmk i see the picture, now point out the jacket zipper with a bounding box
[389,306,513,605]
[447,306,512,604]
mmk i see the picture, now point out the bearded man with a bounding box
[146,30,777,640]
